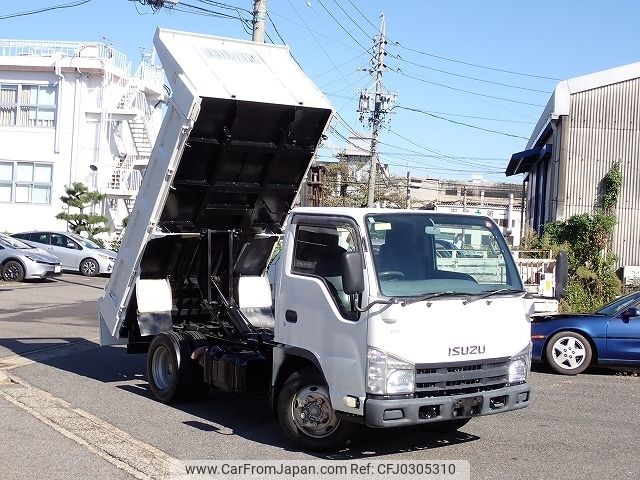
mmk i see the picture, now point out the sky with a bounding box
[1,0,639,183]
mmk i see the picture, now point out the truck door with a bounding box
[275,217,368,413]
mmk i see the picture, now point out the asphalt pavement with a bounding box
[1,276,639,480]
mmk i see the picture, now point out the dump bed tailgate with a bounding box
[99,29,332,344]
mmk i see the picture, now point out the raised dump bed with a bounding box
[98,28,332,348]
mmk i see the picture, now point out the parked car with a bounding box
[0,233,62,282]
[434,238,484,258]
[12,231,116,277]
[531,290,640,374]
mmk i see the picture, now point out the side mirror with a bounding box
[620,307,640,319]
[342,251,364,295]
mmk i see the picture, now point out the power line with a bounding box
[329,115,507,171]
[327,92,535,124]
[194,0,251,15]
[173,1,244,19]
[391,68,546,108]
[314,0,372,54]
[0,0,91,20]
[314,53,368,79]
[266,12,286,44]
[345,0,378,32]
[285,0,361,97]
[401,110,534,125]
[268,11,364,53]
[386,51,551,94]
[396,105,530,140]
[391,40,562,81]
[331,0,372,40]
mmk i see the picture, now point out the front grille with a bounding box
[415,358,509,398]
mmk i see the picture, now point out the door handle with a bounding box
[285,310,298,323]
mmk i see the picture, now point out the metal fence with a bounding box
[0,39,131,76]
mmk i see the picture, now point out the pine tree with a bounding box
[56,182,108,238]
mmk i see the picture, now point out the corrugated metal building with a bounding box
[506,62,640,267]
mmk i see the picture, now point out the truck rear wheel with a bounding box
[181,331,210,398]
[147,332,200,402]
[277,367,354,451]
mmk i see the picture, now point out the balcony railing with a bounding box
[134,62,165,89]
[0,39,131,75]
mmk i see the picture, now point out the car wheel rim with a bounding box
[4,264,19,280]
[291,385,339,438]
[551,336,586,370]
[152,345,173,391]
[82,261,97,275]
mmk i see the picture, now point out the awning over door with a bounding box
[505,143,552,176]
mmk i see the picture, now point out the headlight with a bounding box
[367,347,415,395]
[98,253,115,261]
[25,255,37,262]
[508,343,532,384]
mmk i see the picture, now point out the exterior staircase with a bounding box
[128,116,153,157]
[105,64,163,232]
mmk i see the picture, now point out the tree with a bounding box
[321,158,407,208]
[535,164,623,312]
[56,182,108,238]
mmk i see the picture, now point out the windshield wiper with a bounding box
[463,288,526,305]
[400,291,466,307]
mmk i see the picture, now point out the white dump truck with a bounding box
[99,28,532,451]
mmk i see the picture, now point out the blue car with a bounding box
[531,291,640,374]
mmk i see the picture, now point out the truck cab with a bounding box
[272,208,531,445]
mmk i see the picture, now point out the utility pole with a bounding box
[252,0,267,42]
[406,169,411,209]
[358,14,397,207]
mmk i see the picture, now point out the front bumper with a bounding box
[98,259,115,274]
[26,263,63,279]
[364,383,531,428]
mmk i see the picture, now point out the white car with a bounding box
[0,233,62,281]
[12,231,116,277]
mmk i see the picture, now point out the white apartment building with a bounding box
[0,39,165,236]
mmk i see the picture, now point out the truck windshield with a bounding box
[366,213,522,298]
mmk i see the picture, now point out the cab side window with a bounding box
[292,224,358,316]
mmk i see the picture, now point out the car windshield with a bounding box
[366,213,522,298]
[0,234,32,250]
[70,235,100,249]
[596,291,640,316]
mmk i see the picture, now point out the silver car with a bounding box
[0,233,62,282]
[12,231,116,277]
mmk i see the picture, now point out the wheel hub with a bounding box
[152,345,173,391]
[292,386,339,438]
[6,265,18,280]
[552,336,586,369]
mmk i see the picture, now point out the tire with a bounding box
[545,331,593,375]
[277,367,355,451]
[147,332,200,402]
[80,258,99,277]
[428,418,471,433]
[2,260,25,282]
[181,331,210,398]
[182,330,209,349]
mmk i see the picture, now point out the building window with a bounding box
[0,84,56,127]
[0,161,52,204]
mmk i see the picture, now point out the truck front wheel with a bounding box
[277,368,354,451]
[147,332,198,403]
